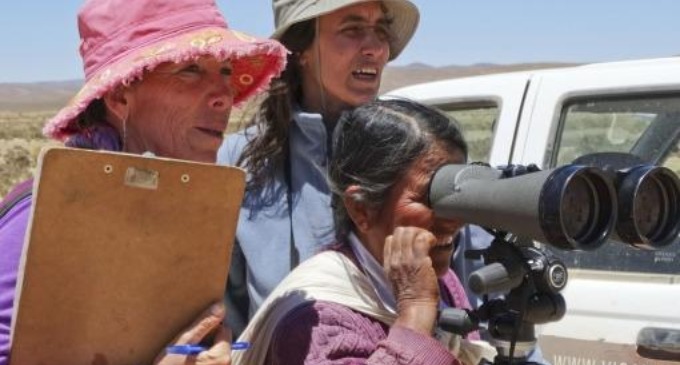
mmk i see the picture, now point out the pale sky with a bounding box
[0,0,678,82]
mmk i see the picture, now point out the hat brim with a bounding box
[271,0,419,61]
[44,27,287,141]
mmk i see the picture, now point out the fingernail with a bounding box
[210,302,225,316]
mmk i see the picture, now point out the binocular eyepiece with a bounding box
[428,162,680,251]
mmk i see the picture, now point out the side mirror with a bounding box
[636,327,680,361]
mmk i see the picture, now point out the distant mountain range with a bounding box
[0,62,579,112]
[0,80,83,112]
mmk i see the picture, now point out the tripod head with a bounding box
[438,230,568,364]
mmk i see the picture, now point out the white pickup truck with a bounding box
[386,57,680,365]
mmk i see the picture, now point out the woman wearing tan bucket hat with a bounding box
[0,0,286,364]
[217,0,420,337]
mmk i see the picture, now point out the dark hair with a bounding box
[70,99,108,132]
[329,98,468,239]
[236,19,316,191]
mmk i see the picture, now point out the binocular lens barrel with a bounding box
[540,165,617,251]
[615,166,680,249]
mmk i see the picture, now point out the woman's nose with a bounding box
[361,28,389,59]
[208,74,234,112]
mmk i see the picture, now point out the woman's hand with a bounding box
[154,302,232,365]
[384,226,440,336]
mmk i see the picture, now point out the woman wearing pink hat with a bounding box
[0,0,286,364]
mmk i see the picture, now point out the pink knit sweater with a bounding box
[264,272,478,365]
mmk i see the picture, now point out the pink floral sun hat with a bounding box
[44,0,288,141]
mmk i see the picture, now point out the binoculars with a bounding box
[428,161,680,251]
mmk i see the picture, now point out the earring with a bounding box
[121,114,128,152]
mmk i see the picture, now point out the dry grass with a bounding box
[0,111,59,197]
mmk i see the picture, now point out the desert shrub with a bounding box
[0,121,44,140]
[0,111,57,198]
[0,138,57,198]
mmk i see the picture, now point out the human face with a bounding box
[365,144,466,277]
[300,2,391,118]
[122,56,234,163]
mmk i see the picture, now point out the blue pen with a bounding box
[166,341,250,355]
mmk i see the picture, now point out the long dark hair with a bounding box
[329,98,468,239]
[236,20,316,191]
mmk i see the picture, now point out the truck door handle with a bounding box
[636,327,680,361]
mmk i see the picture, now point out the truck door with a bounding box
[512,59,680,365]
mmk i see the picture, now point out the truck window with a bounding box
[434,102,498,163]
[663,138,680,176]
[549,93,680,274]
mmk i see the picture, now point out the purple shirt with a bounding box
[0,122,121,365]
[265,269,478,365]
[268,302,462,365]
[0,181,33,365]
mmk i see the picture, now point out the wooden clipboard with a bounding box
[9,147,245,365]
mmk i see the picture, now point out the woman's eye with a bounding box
[180,64,202,74]
[375,25,392,42]
[341,25,392,42]
[341,26,364,37]
[220,67,233,76]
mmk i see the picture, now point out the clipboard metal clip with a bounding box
[124,166,159,190]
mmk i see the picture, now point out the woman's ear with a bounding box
[102,85,131,125]
[343,185,374,234]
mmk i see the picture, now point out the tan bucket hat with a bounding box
[272,0,419,60]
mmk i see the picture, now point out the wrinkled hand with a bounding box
[384,227,440,335]
[154,302,232,365]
